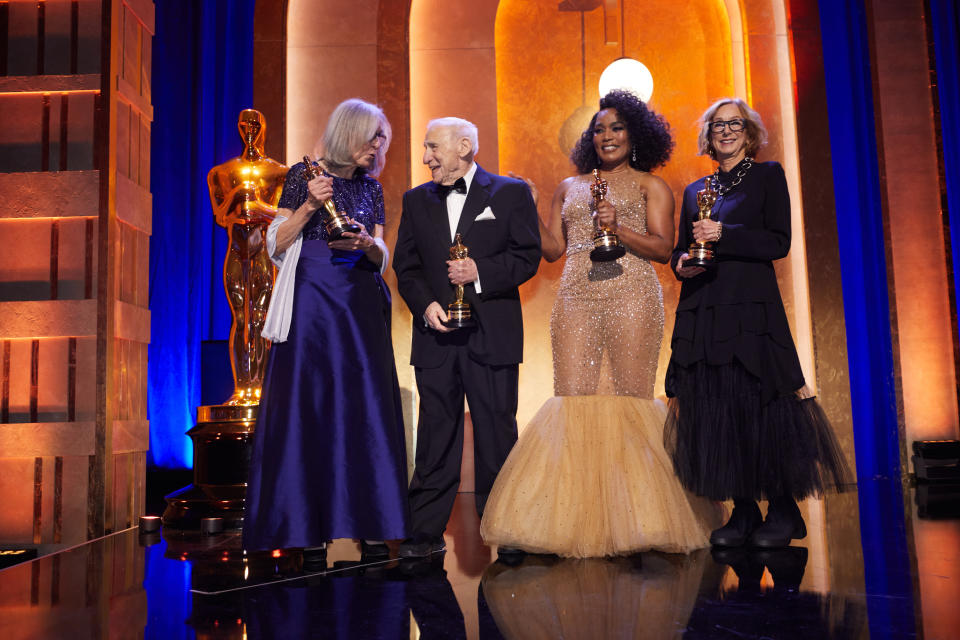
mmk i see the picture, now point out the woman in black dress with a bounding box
[664,98,849,548]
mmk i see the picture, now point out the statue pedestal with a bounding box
[162,405,256,530]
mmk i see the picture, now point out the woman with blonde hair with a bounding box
[664,98,849,548]
[244,99,408,563]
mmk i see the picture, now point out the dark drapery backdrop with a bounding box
[931,0,960,358]
[813,1,960,636]
[817,0,900,483]
[149,0,256,468]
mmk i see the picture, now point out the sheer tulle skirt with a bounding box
[480,396,724,557]
[663,360,851,502]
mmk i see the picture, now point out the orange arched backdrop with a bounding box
[271,0,959,623]
[495,0,734,412]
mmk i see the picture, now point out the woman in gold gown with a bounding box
[480,90,721,557]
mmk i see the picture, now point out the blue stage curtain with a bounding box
[148,0,256,468]
[817,0,900,483]
[930,0,960,330]
[818,3,916,637]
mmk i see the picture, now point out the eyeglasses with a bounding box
[709,119,745,133]
[368,130,387,146]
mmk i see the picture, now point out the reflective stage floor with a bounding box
[0,479,958,639]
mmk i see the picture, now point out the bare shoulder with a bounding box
[553,175,579,201]
[633,171,671,195]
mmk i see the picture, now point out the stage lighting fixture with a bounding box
[599,58,654,101]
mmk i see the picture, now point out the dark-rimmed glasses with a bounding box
[709,119,745,133]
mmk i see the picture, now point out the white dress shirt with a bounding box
[444,162,482,293]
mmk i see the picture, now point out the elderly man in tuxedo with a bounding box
[393,117,541,558]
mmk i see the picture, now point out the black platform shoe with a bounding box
[302,544,328,572]
[750,498,807,548]
[495,546,526,566]
[710,500,762,547]
[361,540,390,559]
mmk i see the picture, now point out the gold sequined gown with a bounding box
[481,171,722,557]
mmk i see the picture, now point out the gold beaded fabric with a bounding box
[552,170,664,398]
[480,170,724,558]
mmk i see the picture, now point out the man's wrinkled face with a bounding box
[422,126,467,185]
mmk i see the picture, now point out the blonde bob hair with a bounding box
[319,98,392,177]
[696,98,767,160]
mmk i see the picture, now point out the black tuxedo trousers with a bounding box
[395,165,540,538]
[408,345,519,537]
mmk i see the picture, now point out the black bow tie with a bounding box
[436,177,467,198]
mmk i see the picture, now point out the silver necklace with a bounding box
[711,157,753,196]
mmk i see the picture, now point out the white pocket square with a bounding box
[475,207,496,221]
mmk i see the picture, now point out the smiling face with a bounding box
[422,125,470,185]
[709,103,748,165]
[592,108,631,170]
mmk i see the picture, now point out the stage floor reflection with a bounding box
[0,478,957,639]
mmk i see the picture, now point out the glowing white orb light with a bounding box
[598,58,654,102]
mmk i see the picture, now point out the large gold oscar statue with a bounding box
[208,108,287,406]
[164,109,288,529]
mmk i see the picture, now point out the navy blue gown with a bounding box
[243,163,409,550]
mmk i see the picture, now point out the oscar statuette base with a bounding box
[590,231,626,262]
[326,219,362,240]
[442,319,476,329]
[161,405,256,530]
[685,243,715,269]
[442,306,476,330]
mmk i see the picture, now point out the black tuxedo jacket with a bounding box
[394,165,541,368]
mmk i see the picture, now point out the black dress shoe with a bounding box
[398,535,446,559]
[361,540,390,559]
[710,500,762,547]
[750,498,807,548]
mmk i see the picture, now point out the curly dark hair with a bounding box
[570,90,674,174]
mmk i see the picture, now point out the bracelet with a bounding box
[716,221,723,242]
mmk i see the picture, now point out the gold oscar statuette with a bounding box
[686,177,718,268]
[206,108,288,408]
[302,156,362,239]
[443,233,476,329]
[589,169,626,262]
[164,109,288,530]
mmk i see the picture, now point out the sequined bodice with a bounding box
[278,162,385,242]
[558,171,658,298]
[551,170,665,398]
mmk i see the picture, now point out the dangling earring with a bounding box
[631,145,638,164]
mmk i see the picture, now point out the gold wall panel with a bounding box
[496,0,732,422]
[0,0,154,547]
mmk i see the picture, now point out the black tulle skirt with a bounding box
[663,360,851,501]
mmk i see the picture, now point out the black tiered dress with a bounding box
[664,159,850,501]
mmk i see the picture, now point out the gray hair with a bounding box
[427,117,479,157]
[321,98,392,176]
[696,98,767,160]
